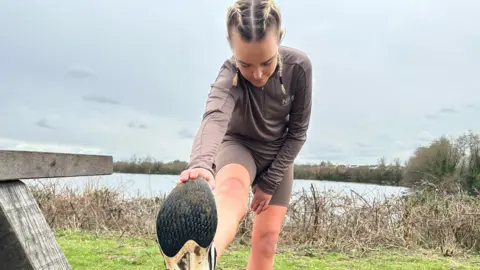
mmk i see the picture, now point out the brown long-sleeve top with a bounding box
[187,45,313,195]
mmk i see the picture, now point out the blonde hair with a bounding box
[226,0,286,95]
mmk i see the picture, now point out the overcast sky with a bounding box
[0,0,479,165]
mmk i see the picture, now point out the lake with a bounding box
[24,173,409,203]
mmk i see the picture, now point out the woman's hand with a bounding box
[179,168,215,190]
[250,185,272,215]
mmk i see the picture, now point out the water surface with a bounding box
[25,173,409,202]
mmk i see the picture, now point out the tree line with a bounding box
[113,156,404,186]
[113,130,480,194]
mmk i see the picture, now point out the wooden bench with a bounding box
[0,150,113,269]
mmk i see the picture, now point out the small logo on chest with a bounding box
[282,95,295,106]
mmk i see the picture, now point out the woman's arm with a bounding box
[187,62,239,177]
[257,61,313,195]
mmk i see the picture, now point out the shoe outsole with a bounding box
[156,178,217,269]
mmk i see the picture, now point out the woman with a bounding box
[156,0,312,269]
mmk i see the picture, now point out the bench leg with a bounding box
[0,180,71,270]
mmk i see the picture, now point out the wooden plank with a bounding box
[0,180,71,269]
[0,150,113,181]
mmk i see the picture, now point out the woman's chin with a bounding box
[250,79,267,87]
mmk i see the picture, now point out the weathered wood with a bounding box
[0,180,71,269]
[0,150,113,181]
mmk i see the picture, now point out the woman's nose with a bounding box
[252,68,263,79]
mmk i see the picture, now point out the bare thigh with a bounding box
[215,140,294,208]
[214,140,257,186]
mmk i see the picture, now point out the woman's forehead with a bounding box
[231,33,278,65]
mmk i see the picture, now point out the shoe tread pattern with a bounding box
[156,179,217,259]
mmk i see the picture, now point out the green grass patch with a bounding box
[56,230,480,269]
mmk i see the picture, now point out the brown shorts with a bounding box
[213,140,293,207]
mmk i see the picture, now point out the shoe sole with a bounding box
[156,178,218,269]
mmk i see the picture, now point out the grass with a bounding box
[56,230,480,270]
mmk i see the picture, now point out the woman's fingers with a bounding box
[196,170,215,190]
[254,202,262,214]
[189,169,199,179]
[179,170,190,182]
[205,174,216,190]
[251,199,268,214]
[253,199,270,215]
[179,168,214,186]
[250,199,259,212]
[256,202,264,215]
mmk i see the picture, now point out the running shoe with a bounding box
[156,178,218,269]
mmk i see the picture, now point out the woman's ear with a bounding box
[279,28,285,44]
[228,40,235,49]
[226,33,232,48]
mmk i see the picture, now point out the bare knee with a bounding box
[216,164,250,196]
[253,230,280,258]
[215,164,251,219]
[216,175,248,196]
[251,206,287,259]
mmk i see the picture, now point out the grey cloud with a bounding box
[1,0,479,165]
[83,96,120,105]
[66,66,95,79]
[466,103,480,110]
[439,107,458,114]
[393,141,411,151]
[35,119,55,130]
[356,142,370,148]
[425,106,458,120]
[320,144,345,154]
[425,113,439,120]
[0,138,17,149]
[376,134,392,142]
[353,142,385,158]
[299,141,347,162]
[178,128,195,139]
[416,131,434,142]
[301,152,347,162]
[357,148,382,158]
[128,122,148,129]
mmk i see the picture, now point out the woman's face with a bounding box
[230,29,279,87]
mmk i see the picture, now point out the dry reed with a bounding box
[30,180,480,255]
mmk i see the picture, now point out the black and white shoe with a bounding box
[156,178,218,269]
